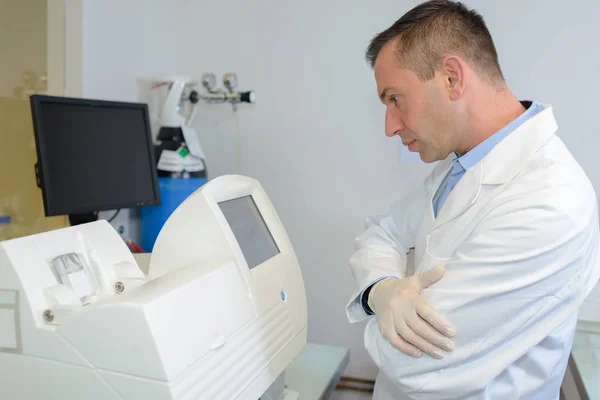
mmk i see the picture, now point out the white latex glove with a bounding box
[368,264,456,359]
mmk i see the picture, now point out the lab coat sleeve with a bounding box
[365,184,600,398]
[345,173,435,323]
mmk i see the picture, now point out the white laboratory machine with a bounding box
[0,175,307,400]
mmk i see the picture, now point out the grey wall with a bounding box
[79,0,177,242]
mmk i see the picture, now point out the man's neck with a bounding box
[457,86,526,155]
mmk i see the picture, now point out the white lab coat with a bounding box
[346,104,600,399]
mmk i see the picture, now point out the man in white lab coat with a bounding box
[346,1,600,399]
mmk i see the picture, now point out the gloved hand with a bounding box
[368,264,456,359]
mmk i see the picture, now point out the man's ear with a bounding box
[441,56,465,100]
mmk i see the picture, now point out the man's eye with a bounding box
[389,96,399,105]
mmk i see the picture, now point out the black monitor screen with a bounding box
[30,95,160,216]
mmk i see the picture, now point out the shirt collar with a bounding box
[455,101,544,171]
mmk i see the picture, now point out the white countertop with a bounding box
[285,343,350,400]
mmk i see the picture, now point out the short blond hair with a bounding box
[366,0,504,84]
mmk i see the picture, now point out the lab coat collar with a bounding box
[481,103,557,185]
[432,102,557,229]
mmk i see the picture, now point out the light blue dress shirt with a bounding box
[432,101,544,217]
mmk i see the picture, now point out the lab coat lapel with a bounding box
[431,161,483,230]
[430,103,557,231]
[482,104,558,185]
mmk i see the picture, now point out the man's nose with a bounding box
[385,108,405,137]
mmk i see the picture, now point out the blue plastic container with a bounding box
[0,216,11,241]
[140,177,207,252]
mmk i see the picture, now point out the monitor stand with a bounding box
[68,212,98,226]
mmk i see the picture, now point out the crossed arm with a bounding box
[350,185,600,397]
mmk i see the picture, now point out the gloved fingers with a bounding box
[395,319,446,359]
[378,312,422,358]
[416,264,445,289]
[406,312,455,354]
[415,298,456,338]
[382,325,423,359]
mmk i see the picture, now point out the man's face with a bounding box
[374,41,456,163]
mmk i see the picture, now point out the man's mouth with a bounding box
[403,139,417,151]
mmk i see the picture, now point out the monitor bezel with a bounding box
[29,94,161,216]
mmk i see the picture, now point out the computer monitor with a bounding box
[30,95,160,225]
